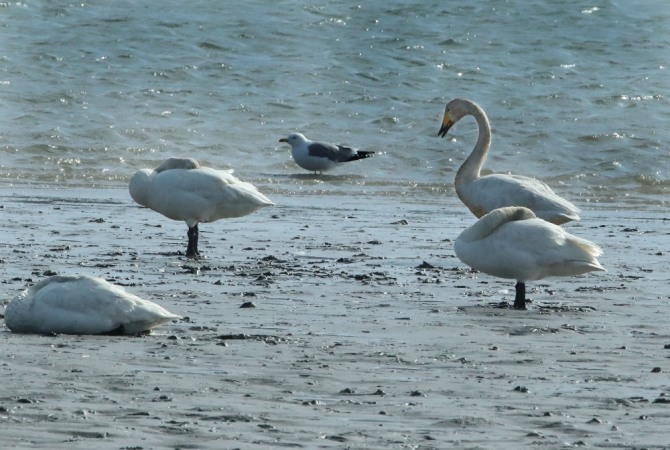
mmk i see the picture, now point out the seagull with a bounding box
[279,132,374,173]
[454,206,605,310]
[4,275,180,335]
[438,98,580,225]
[129,157,274,258]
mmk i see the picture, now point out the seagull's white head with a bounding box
[279,133,309,148]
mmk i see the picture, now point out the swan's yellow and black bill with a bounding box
[438,112,454,138]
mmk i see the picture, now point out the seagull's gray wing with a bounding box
[307,142,357,162]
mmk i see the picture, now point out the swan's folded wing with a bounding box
[464,174,580,223]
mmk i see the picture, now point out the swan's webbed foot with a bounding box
[513,281,527,310]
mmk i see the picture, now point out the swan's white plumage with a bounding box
[439,98,580,225]
[4,275,180,335]
[454,207,604,308]
[279,133,374,173]
[129,158,273,256]
[130,159,273,228]
[154,156,200,173]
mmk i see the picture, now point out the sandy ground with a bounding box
[1,186,669,449]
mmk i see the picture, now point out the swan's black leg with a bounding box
[186,225,199,258]
[194,224,200,256]
[514,281,526,310]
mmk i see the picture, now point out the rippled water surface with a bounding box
[1,0,668,208]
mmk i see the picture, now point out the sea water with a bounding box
[1,0,668,208]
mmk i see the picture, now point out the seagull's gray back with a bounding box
[308,142,356,162]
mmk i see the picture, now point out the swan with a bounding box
[129,157,274,258]
[454,207,605,310]
[4,275,180,335]
[279,133,374,173]
[438,98,580,225]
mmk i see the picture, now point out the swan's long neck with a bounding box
[458,206,533,242]
[455,104,491,187]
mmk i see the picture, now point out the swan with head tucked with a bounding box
[4,275,180,335]
[279,133,374,173]
[454,206,605,310]
[438,98,580,225]
[129,157,274,258]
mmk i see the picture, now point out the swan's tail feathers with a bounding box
[346,151,375,162]
[589,262,606,272]
[254,192,275,207]
[122,314,182,335]
[532,205,580,225]
[567,259,606,275]
[566,237,606,274]
[546,197,581,224]
[553,208,581,225]
[574,238,604,258]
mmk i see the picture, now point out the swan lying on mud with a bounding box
[5,275,180,335]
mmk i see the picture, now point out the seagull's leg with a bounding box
[186,225,198,258]
[513,281,526,310]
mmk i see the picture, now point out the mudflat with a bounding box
[1,187,668,449]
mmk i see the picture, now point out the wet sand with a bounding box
[1,186,669,449]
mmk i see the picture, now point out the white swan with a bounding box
[454,207,605,310]
[438,98,580,225]
[279,133,374,173]
[129,157,274,258]
[4,275,180,335]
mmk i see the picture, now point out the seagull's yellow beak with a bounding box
[278,138,288,143]
[438,111,454,138]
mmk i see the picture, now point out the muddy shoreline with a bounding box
[1,187,669,449]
